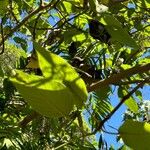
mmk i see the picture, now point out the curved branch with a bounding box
[87,63,150,92]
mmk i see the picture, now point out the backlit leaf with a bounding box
[10,44,88,117]
[119,120,150,150]
[118,88,138,113]
[34,42,88,107]
[10,70,77,117]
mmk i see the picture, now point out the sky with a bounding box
[103,85,150,148]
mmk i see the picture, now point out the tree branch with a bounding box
[19,111,39,128]
[87,81,145,136]
[0,0,60,47]
[0,17,5,55]
[87,63,150,92]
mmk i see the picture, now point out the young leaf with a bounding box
[119,120,150,150]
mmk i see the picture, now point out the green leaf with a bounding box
[34,42,88,107]
[63,1,73,13]
[24,0,35,7]
[9,70,76,117]
[58,1,73,14]
[138,58,150,64]
[27,17,50,38]
[101,15,139,49]
[13,37,27,51]
[63,29,86,43]
[96,86,111,100]
[118,88,138,113]
[10,44,88,117]
[119,120,150,150]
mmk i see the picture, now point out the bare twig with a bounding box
[0,17,5,55]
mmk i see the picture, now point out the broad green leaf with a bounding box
[63,1,72,13]
[119,120,150,150]
[10,44,88,117]
[10,70,76,117]
[34,42,88,107]
[138,58,150,64]
[101,15,139,49]
[118,88,138,113]
[63,29,86,43]
[27,17,50,38]
[142,0,150,8]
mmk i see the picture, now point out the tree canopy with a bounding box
[0,0,150,149]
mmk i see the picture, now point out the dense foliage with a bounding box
[0,0,150,149]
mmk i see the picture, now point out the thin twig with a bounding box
[0,17,5,55]
[102,128,118,135]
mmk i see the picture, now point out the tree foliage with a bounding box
[0,0,150,149]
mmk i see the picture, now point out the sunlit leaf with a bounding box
[10,70,76,117]
[34,43,88,107]
[10,43,88,117]
[118,88,138,113]
[119,120,150,150]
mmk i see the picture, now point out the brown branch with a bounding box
[87,81,145,136]
[0,0,60,47]
[113,78,150,85]
[19,111,39,128]
[0,17,5,55]
[87,63,150,92]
